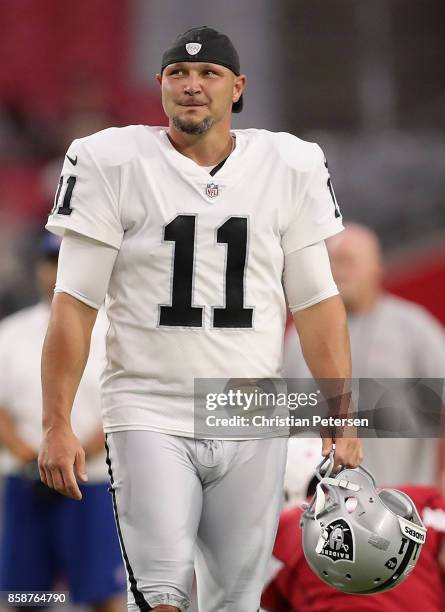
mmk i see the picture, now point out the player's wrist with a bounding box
[42,414,72,434]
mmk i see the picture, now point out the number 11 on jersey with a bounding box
[159,214,253,329]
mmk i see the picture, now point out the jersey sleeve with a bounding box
[55,231,118,309]
[282,143,344,255]
[283,240,338,312]
[46,137,123,249]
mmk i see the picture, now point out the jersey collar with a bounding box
[157,128,247,204]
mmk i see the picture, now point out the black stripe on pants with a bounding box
[105,434,153,611]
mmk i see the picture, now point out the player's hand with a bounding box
[38,424,88,500]
[322,437,363,471]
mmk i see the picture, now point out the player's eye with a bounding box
[169,69,184,76]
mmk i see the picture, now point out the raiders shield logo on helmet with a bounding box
[318,518,355,562]
[206,183,219,198]
[186,43,202,56]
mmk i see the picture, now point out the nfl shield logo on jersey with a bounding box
[186,43,202,56]
[206,182,219,198]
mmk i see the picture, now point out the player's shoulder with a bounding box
[241,129,322,172]
[68,124,163,167]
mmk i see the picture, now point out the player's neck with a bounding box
[166,123,234,167]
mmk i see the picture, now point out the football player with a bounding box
[38,26,362,612]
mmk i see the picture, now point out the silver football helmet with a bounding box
[300,453,427,594]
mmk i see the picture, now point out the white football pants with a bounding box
[105,431,287,612]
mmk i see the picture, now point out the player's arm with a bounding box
[292,296,362,468]
[283,241,363,470]
[40,292,98,500]
[39,231,118,500]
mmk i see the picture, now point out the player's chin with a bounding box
[172,111,214,135]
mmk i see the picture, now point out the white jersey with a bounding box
[0,302,108,480]
[46,125,343,437]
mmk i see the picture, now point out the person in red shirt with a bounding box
[262,481,445,611]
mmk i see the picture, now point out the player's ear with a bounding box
[155,73,162,87]
[233,74,247,104]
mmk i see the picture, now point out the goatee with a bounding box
[172,115,214,135]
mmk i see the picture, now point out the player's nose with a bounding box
[183,72,202,95]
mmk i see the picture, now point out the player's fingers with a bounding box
[48,466,65,494]
[60,463,82,500]
[321,437,333,456]
[44,466,55,489]
[333,449,344,471]
[344,439,362,468]
[39,466,49,487]
[352,440,364,467]
[74,448,88,484]
[38,460,48,486]
[332,439,348,470]
[336,439,362,469]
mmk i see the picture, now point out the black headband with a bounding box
[161,26,243,113]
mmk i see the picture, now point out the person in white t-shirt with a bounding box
[284,223,445,486]
[0,233,125,610]
[38,26,362,612]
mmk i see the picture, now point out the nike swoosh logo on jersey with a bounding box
[66,154,78,165]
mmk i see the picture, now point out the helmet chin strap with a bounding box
[313,451,361,554]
